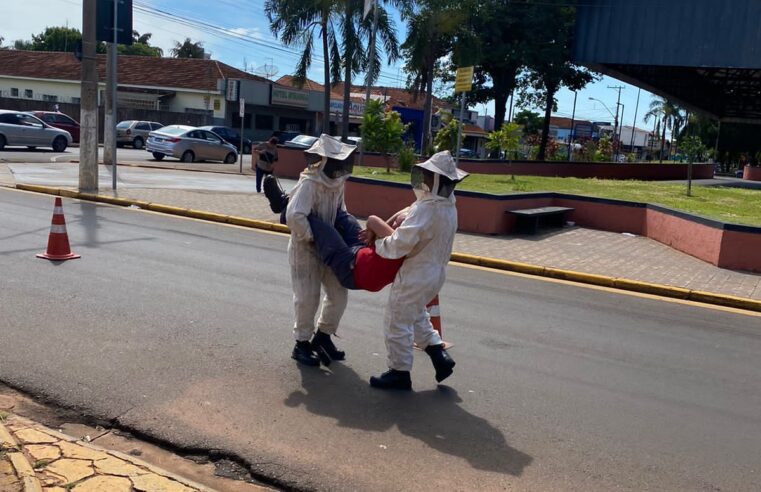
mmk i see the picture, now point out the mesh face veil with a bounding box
[411,167,456,198]
[322,155,355,179]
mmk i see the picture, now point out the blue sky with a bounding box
[9,0,662,133]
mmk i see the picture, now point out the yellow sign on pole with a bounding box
[454,66,474,93]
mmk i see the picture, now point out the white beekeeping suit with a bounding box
[286,135,356,364]
[372,151,468,387]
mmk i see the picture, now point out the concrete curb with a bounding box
[14,183,761,314]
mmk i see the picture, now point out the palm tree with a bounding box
[338,0,399,141]
[266,0,339,135]
[644,97,683,163]
[171,38,205,58]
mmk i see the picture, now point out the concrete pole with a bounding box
[104,43,116,168]
[80,0,99,192]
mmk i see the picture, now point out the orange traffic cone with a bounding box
[415,295,452,350]
[426,295,452,349]
[36,197,80,261]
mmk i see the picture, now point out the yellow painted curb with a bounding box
[14,183,761,314]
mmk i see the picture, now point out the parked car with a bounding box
[0,110,71,152]
[458,148,474,158]
[198,126,252,153]
[29,111,80,143]
[283,134,318,149]
[272,130,300,144]
[146,125,238,163]
[116,120,164,150]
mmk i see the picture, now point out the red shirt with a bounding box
[353,247,404,292]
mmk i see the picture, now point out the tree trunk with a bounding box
[537,87,555,161]
[490,68,517,132]
[341,3,352,141]
[493,93,507,132]
[421,61,434,155]
[659,117,667,163]
[321,17,331,136]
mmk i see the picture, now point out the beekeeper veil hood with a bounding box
[411,150,469,198]
[304,134,357,179]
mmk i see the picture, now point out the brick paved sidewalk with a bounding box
[0,413,220,492]
[3,162,760,300]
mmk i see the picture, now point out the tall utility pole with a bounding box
[568,91,577,161]
[80,0,99,192]
[629,87,641,152]
[104,0,119,190]
[608,85,624,150]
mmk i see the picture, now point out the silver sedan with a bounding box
[0,110,71,152]
[146,125,238,163]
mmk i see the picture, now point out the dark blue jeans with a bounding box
[308,209,364,290]
[255,166,272,192]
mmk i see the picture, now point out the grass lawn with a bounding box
[353,166,761,227]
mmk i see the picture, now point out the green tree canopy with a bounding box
[361,99,410,171]
[170,38,206,58]
[14,26,82,52]
[119,31,163,57]
[513,110,543,137]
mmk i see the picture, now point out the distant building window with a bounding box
[255,114,273,130]
[10,88,18,97]
[24,89,33,98]
[42,94,58,102]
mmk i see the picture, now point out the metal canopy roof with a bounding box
[573,0,761,123]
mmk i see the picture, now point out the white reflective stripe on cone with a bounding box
[53,207,64,214]
[427,305,441,317]
[50,224,67,234]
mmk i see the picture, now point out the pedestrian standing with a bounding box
[254,137,279,193]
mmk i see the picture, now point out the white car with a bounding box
[0,110,72,151]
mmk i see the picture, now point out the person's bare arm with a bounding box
[359,215,395,245]
[367,215,395,238]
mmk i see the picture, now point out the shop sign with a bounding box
[330,99,365,116]
[271,87,309,108]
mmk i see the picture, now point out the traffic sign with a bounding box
[239,98,245,118]
[454,66,474,93]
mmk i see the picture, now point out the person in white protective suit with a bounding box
[369,150,469,390]
[285,134,357,366]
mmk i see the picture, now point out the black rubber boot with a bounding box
[310,330,345,367]
[369,369,412,390]
[424,344,456,383]
[292,341,320,366]
[263,175,289,213]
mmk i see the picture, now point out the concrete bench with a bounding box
[507,206,574,234]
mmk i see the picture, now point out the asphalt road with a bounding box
[2,188,761,491]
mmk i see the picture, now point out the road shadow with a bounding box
[284,363,532,476]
